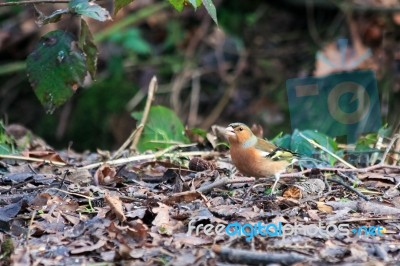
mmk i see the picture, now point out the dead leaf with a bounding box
[173,233,213,247]
[94,164,121,186]
[152,203,171,231]
[307,209,320,221]
[317,202,333,213]
[164,191,208,205]
[104,192,126,222]
[21,150,66,164]
[70,239,107,254]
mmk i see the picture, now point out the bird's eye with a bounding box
[239,127,243,131]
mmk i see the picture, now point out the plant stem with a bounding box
[0,0,69,7]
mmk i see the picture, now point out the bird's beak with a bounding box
[225,126,235,136]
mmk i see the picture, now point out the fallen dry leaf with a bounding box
[317,202,333,213]
[104,192,126,222]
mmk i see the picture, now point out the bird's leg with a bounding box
[271,173,281,194]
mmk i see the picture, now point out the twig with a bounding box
[80,150,219,170]
[187,70,201,127]
[111,125,143,159]
[26,210,37,243]
[0,154,67,166]
[197,177,255,193]
[28,164,38,174]
[170,16,211,115]
[330,177,369,201]
[280,163,400,178]
[381,134,400,164]
[328,217,400,224]
[212,245,309,265]
[47,188,95,199]
[130,76,158,151]
[298,132,357,169]
[201,50,248,129]
[0,0,69,7]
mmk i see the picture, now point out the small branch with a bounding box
[0,154,67,166]
[26,210,37,243]
[330,177,369,201]
[0,0,69,7]
[187,70,201,127]
[201,50,247,129]
[80,150,219,170]
[212,245,309,265]
[298,132,357,169]
[381,134,400,164]
[130,76,158,151]
[197,177,255,193]
[111,125,143,160]
[280,164,400,178]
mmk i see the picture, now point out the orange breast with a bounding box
[230,146,289,177]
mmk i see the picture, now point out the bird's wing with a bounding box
[255,138,277,156]
[256,138,298,162]
[268,147,298,162]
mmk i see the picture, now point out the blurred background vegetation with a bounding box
[0,0,399,151]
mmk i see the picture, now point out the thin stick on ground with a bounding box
[280,164,400,178]
[130,76,158,151]
[212,245,309,265]
[111,125,143,159]
[80,149,219,170]
[380,134,400,164]
[112,76,158,159]
[298,132,357,169]
[26,210,37,243]
[330,177,369,201]
[0,154,67,166]
[197,177,255,193]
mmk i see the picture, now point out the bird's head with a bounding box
[225,123,255,145]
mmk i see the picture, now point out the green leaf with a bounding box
[26,30,87,113]
[131,105,189,152]
[202,0,217,25]
[274,129,338,165]
[114,0,135,16]
[0,121,15,155]
[168,0,184,12]
[188,0,202,10]
[69,0,112,21]
[79,19,98,78]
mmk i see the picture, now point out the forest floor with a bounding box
[1,130,400,266]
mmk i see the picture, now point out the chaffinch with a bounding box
[225,122,297,193]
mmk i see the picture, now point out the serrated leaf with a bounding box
[26,30,87,113]
[131,105,189,152]
[69,0,112,21]
[114,0,135,16]
[202,0,217,25]
[168,0,184,12]
[188,0,202,10]
[79,19,98,78]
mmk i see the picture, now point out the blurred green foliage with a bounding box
[36,57,138,150]
[274,129,338,165]
[109,28,152,55]
[132,105,189,152]
[0,121,15,155]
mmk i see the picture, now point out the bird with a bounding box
[225,122,297,193]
